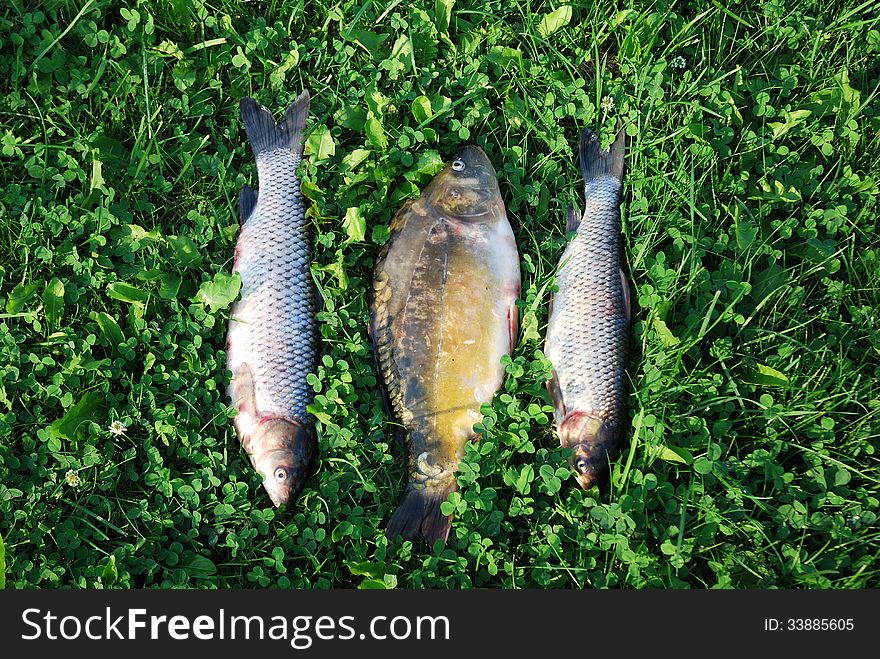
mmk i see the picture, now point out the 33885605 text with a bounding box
[763,618,854,631]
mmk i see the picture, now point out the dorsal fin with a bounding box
[565,204,582,232]
[239,185,258,224]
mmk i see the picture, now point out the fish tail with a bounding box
[579,123,625,183]
[240,89,310,157]
[386,482,457,546]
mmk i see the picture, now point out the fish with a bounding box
[543,126,630,489]
[370,146,521,545]
[225,90,318,507]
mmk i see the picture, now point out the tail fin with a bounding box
[579,124,625,183]
[240,90,310,157]
[386,482,457,546]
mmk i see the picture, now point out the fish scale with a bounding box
[231,161,315,419]
[225,90,317,507]
[550,190,627,421]
[544,126,630,489]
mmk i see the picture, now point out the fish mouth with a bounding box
[427,148,502,218]
[446,207,500,218]
[573,452,611,490]
[452,144,492,169]
[448,145,495,184]
[266,486,295,507]
[253,419,316,508]
[267,488,291,507]
[558,412,618,490]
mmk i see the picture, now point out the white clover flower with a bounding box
[601,95,615,113]
[672,55,686,70]
[65,470,81,487]
[108,420,127,436]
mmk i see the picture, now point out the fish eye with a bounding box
[452,159,466,172]
[274,468,287,481]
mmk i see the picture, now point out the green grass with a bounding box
[0,0,878,589]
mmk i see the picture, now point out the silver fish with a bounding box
[225,90,317,506]
[544,126,630,489]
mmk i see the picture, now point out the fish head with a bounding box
[427,145,502,218]
[251,417,316,506]
[558,412,618,489]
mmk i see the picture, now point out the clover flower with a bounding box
[108,420,127,436]
[65,470,81,487]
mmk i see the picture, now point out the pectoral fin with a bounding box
[547,368,566,426]
[507,302,519,353]
[232,362,259,449]
[232,362,257,415]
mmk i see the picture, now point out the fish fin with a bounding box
[386,482,457,547]
[620,267,632,326]
[565,204,582,232]
[508,302,519,353]
[240,89,310,157]
[368,312,397,421]
[239,184,258,224]
[231,362,259,451]
[369,285,411,456]
[232,362,258,417]
[547,368,566,425]
[388,197,417,234]
[579,124,625,183]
